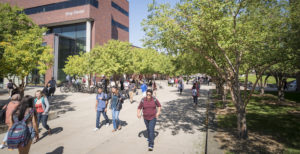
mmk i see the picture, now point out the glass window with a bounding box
[111,2,129,16]
[61,25,76,38]
[24,0,98,15]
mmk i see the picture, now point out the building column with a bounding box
[86,20,91,52]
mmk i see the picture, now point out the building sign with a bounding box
[65,10,85,16]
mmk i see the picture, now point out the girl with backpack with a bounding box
[108,87,125,132]
[34,90,52,136]
[192,83,198,106]
[0,94,21,149]
[7,95,39,154]
[137,89,161,151]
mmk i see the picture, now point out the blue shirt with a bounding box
[141,84,148,92]
[96,93,107,111]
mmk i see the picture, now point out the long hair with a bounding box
[13,95,34,121]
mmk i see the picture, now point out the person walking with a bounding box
[34,90,52,137]
[7,80,14,99]
[0,94,21,149]
[152,81,157,97]
[129,80,136,104]
[137,89,161,151]
[42,83,51,99]
[94,87,109,131]
[47,77,56,96]
[178,80,184,95]
[141,82,148,97]
[192,84,198,106]
[108,87,125,132]
[7,95,39,154]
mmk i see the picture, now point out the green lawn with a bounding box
[239,74,296,85]
[216,92,300,153]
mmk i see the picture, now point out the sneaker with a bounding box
[0,144,7,149]
[148,147,153,151]
[94,128,99,131]
[106,123,109,127]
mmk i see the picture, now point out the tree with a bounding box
[0,3,35,77]
[142,0,291,139]
[0,27,53,97]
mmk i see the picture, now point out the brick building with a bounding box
[0,0,129,85]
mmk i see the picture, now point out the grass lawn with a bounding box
[214,91,300,153]
[239,74,296,85]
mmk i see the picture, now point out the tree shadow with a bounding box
[46,146,64,154]
[38,127,63,142]
[156,97,207,135]
[49,95,76,117]
[138,130,159,139]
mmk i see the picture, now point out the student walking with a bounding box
[7,95,39,154]
[7,80,14,99]
[42,83,51,99]
[178,80,184,95]
[192,84,198,106]
[47,77,56,96]
[152,81,157,97]
[34,90,52,136]
[141,82,148,97]
[108,87,125,132]
[129,80,136,103]
[0,94,21,149]
[94,87,109,131]
[137,89,161,151]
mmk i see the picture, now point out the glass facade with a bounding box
[57,36,78,82]
[26,69,45,86]
[24,0,98,15]
[49,23,86,52]
[111,2,129,16]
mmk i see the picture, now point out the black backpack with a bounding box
[7,83,13,89]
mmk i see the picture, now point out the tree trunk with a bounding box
[19,77,25,98]
[229,77,248,139]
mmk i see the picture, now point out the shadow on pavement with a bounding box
[157,96,207,135]
[138,129,159,139]
[39,127,63,142]
[50,95,76,116]
[46,146,64,154]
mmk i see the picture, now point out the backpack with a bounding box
[192,89,197,96]
[7,83,13,89]
[140,97,158,108]
[7,109,33,149]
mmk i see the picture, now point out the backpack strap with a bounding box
[13,115,19,123]
[22,109,34,122]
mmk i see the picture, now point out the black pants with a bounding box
[193,96,198,105]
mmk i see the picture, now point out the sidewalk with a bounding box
[0,81,208,154]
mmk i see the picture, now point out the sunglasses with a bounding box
[147,93,152,96]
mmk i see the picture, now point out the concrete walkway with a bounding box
[0,81,209,154]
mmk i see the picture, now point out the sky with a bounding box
[128,0,181,48]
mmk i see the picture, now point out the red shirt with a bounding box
[138,98,161,120]
[35,103,44,113]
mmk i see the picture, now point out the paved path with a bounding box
[0,81,210,154]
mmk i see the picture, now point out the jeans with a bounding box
[37,113,50,130]
[96,110,109,128]
[144,118,157,148]
[193,96,198,105]
[2,132,8,143]
[112,108,120,130]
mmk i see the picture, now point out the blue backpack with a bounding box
[7,109,33,149]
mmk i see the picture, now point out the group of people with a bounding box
[1,90,52,154]
[94,79,161,151]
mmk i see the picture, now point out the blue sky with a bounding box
[129,0,181,47]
